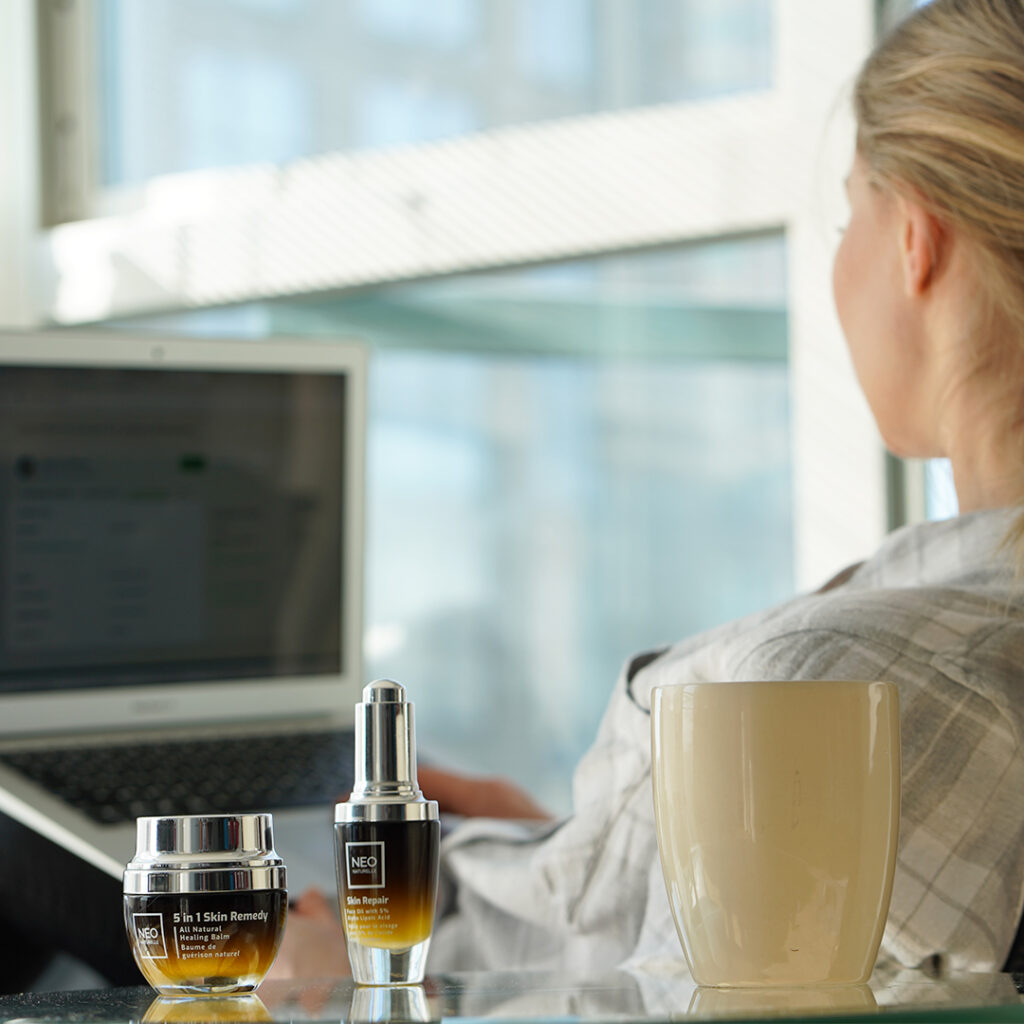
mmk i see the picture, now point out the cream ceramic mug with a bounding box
[651,680,900,987]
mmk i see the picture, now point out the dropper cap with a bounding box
[335,679,438,824]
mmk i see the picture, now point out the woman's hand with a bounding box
[269,770,550,985]
[417,764,552,821]
[267,888,349,982]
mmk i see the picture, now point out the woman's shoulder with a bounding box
[740,579,1023,693]
[847,506,1018,590]
[632,508,1024,708]
[758,507,1022,662]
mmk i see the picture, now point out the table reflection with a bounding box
[349,985,440,1024]
[0,966,1021,1022]
[141,995,271,1023]
[687,984,875,1019]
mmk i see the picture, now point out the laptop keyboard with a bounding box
[0,729,355,825]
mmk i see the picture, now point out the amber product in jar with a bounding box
[335,679,440,985]
[123,813,287,996]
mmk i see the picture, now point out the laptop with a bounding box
[0,331,366,899]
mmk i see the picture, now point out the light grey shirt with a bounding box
[430,507,1024,974]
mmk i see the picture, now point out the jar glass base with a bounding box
[150,979,260,997]
[348,938,430,985]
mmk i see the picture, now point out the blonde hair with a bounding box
[855,0,1024,337]
[857,0,1024,549]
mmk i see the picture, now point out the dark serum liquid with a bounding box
[335,820,440,949]
[124,890,286,994]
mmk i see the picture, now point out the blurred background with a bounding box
[0,0,944,813]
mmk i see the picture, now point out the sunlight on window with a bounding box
[97,0,773,185]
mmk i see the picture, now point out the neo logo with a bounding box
[345,841,386,889]
[132,913,168,959]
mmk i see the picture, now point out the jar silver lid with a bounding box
[123,813,287,895]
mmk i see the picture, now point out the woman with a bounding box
[279,0,1024,976]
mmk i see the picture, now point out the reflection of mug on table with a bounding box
[652,680,900,987]
[688,982,876,1017]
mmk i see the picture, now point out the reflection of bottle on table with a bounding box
[349,983,440,1024]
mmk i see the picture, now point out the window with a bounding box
[23,1,885,807]
[109,235,789,809]
[362,344,791,807]
[95,0,773,187]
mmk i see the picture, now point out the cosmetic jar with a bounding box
[124,813,287,996]
[335,679,440,985]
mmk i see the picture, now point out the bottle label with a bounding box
[124,891,286,991]
[345,840,386,889]
[335,821,439,950]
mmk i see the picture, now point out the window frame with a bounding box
[0,1,43,328]
[7,0,889,590]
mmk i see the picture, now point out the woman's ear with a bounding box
[899,195,946,297]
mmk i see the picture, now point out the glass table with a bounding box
[1,968,1023,1024]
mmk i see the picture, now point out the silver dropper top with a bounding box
[335,679,438,823]
[355,679,419,801]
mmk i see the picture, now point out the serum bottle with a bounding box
[335,679,440,985]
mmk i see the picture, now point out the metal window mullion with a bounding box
[0,0,44,328]
[776,0,883,588]
[38,0,98,226]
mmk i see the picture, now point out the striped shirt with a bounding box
[431,506,1024,975]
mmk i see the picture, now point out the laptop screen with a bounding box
[0,336,365,713]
